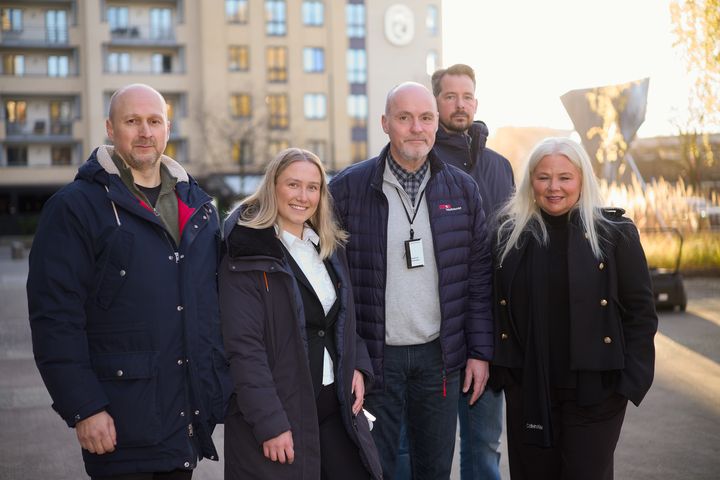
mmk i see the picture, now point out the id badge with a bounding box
[404,238,425,269]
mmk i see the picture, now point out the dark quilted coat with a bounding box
[329,145,493,386]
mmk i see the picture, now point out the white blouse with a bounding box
[279,226,337,385]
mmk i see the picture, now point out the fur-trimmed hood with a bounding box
[77,145,189,184]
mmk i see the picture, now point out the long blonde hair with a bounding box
[236,147,347,258]
[496,137,610,264]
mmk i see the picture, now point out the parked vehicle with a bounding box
[643,228,687,311]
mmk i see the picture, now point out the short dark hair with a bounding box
[431,64,476,97]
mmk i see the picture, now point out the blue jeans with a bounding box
[364,339,460,480]
[394,420,411,478]
[458,384,504,480]
[394,372,505,480]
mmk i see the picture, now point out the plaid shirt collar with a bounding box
[386,152,429,206]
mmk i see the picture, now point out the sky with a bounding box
[441,0,692,138]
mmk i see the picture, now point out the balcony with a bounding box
[109,25,176,46]
[0,26,70,47]
[5,120,74,140]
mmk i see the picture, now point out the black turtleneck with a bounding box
[542,210,577,389]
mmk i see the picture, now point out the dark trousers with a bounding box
[504,379,627,480]
[364,339,460,480]
[317,383,369,480]
[91,470,192,480]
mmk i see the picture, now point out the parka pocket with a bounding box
[95,229,134,310]
[91,351,161,447]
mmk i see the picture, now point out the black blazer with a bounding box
[283,247,340,396]
[492,211,658,406]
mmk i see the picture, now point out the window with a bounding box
[165,98,175,121]
[304,94,326,120]
[107,52,130,73]
[3,54,24,76]
[268,139,290,157]
[267,94,289,129]
[226,0,249,23]
[6,146,28,166]
[50,100,72,134]
[266,47,287,82]
[107,7,129,31]
[51,146,72,166]
[346,4,365,38]
[346,49,366,83]
[5,100,27,125]
[150,8,172,40]
[230,93,252,118]
[351,141,367,164]
[265,1,286,36]
[1,8,22,32]
[232,140,253,165]
[303,47,324,73]
[46,10,68,43]
[347,94,368,128]
[306,140,327,163]
[426,50,438,76]
[48,55,69,77]
[228,45,249,71]
[426,5,438,36]
[302,1,324,26]
[151,53,173,74]
[165,141,178,160]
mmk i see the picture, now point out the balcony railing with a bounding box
[0,26,69,46]
[6,120,73,137]
[109,25,175,44]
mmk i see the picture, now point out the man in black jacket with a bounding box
[433,64,514,480]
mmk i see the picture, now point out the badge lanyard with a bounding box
[396,187,426,268]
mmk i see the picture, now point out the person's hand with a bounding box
[75,410,117,454]
[463,359,489,405]
[351,370,365,415]
[263,430,294,464]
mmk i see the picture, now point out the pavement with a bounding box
[1,244,718,479]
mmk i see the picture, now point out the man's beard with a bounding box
[442,113,471,133]
[123,149,162,172]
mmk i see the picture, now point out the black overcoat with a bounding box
[219,215,382,479]
[492,211,658,406]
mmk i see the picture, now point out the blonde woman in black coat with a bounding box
[491,137,658,480]
[219,148,382,479]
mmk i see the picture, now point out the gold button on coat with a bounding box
[599,262,605,270]
[501,333,508,340]
[603,336,612,344]
[500,299,507,306]
[600,299,608,306]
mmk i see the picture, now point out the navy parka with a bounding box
[27,146,232,476]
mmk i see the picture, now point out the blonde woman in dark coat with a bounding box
[491,137,658,480]
[219,148,382,479]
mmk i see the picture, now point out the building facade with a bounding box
[0,0,442,233]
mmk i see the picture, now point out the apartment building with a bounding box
[0,0,442,233]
